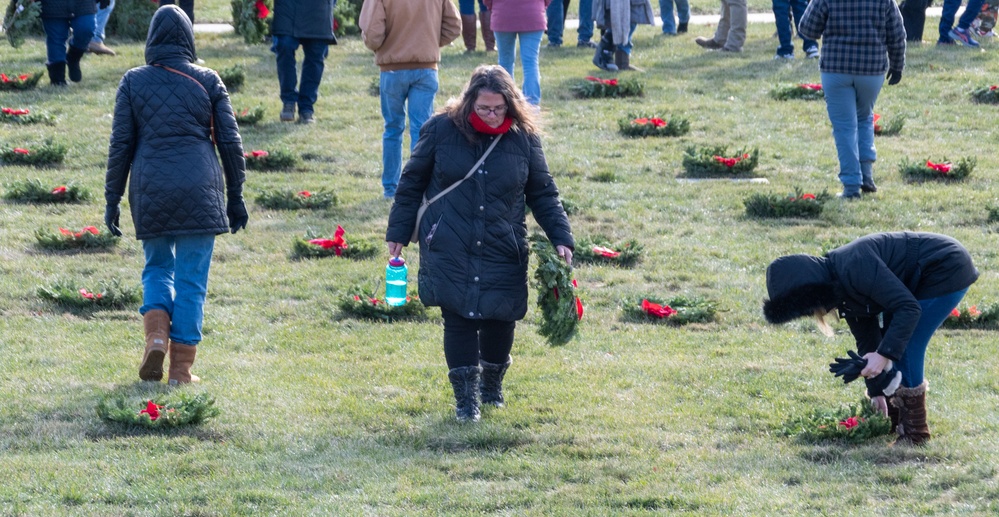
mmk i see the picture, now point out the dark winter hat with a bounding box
[763,254,839,324]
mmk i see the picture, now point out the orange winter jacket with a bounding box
[358,0,462,71]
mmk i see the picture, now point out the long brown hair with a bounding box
[444,65,540,143]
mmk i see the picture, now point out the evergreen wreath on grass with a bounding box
[531,235,583,346]
[743,188,831,219]
[572,76,643,98]
[971,85,999,104]
[231,0,270,44]
[770,83,824,101]
[3,179,90,203]
[234,105,264,125]
[621,295,717,325]
[255,188,336,210]
[243,149,298,170]
[618,114,690,137]
[1,106,53,125]
[332,0,361,36]
[780,399,893,443]
[291,226,379,260]
[2,0,41,48]
[899,156,975,182]
[681,146,759,177]
[97,392,220,428]
[573,237,643,267]
[38,278,141,309]
[337,288,428,322]
[1,139,66,166]
[873,113,904,136]
[0,70,43,90]
[217,64,246,93]
[105,0,157,40]
[941,304,999,329]
[35,226,120,250]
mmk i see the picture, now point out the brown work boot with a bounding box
[893,381,930,445]
[168,342,201,385]
[139,310,170,381]
[695,36,723,49]
[88,41,116,56]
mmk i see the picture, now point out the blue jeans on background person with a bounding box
[772,0,817,55]
[42,15,95,63]
[272,35,328,116]
[93,0,115,43]
[660,0,690,34]
[546,1,565,45]
[939,0,987,40]
[458,0,487,15]
[380,68,439,199]
[577,0,594,43]
[496,30,543,106]
[820,72,883,196]
[896,289,969,387]
[141,234,216,346]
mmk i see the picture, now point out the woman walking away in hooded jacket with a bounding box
[104,5,248,386]
[763,232,977,445]
[386,65,574,422]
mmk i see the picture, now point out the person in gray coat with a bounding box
[271,0,338,123]
[104,5,248,386]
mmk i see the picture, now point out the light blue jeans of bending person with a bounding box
[820,72,884,196]
[896,289,969,388]
[380,68,439,198]
[141,234,216,345]
[496,30,543,105]
[93,0,115,43]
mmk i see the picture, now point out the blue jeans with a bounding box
[896,289,969,387]
[772,0,817,54]
[577,0,594,42]
[271,35,329,115]
[42,15,95,63]
[380,68,439,198]
[93,0,115,43]
[546,1,565,45]
[821,72,883,193]
[496,30,543,106]
[458,0,487,15]
[939,0,987,39]
[660,0,691,34]
[141,234,216,346]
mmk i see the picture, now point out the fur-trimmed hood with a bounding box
[763,254,840,324]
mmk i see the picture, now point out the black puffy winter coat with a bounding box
[386,114,574,322]
[40,0,96,19]
[271,0,338,43]
[105,5,246,240]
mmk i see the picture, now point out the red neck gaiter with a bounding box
[468,111,513,135]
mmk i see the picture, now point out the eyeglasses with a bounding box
[475,105,508,116]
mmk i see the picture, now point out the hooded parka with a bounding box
[105,5,246,240]
[386,114,573,322]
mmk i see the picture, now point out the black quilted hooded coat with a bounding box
[386,114,574,322]
[105,5,245,240]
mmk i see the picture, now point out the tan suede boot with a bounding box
[480,10,495,52]
[461,14,477,52]
[168,342,201,385]
[892,381,930,445]
[139,310,170,381]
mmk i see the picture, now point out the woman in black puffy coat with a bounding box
[386,65,574,422]
[39,0,97,85]
[104,5,247,386]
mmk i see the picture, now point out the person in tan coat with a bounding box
[359,0,462,200]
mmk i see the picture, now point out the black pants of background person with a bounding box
[441,309,515,369]
[563,0,571,23]
[161,0,194,23]
[900,0,929,41]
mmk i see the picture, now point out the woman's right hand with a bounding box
[870,395,888,417]
[386,241,404,258]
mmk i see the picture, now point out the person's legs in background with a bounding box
[661,0,677,34]
[577,0,595,45]
[772,0,794,57]
[272,34,301,122]
[379,70,411,199]
[65,14,95,82]
[405,69,439,154]
[495,31,518,82]
[900,0,929,41]
[518,30,544,105]
[42,18,70,85]
[675,0,690,32]
[854,73,883,194]
[458,0,477,51]
[791,0,820,56]
[479,0,495,51]
[545,0,564,47]
[442,309,484,422]
[91,0,116,56]
[169,234,215,346]
[296,38,329,123]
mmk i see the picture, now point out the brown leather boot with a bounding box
[893,381,930,445]
[461,14,477,52]
[480,10,495,52]
[139,310,170,381]
[168,342,201,385]
[614,49,643,71]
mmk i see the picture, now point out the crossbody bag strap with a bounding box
[152,63,216,146]
[410,133,504,243]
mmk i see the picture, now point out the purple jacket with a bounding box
[483,0,551,32]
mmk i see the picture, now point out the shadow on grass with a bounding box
[374,417,536,453]
[85,382,227,442]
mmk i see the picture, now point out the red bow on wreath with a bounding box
[642,299,676,319]
[308,225,348,255]
[553,279,584,320]
[592,245,620,258]
[799,83,823,91]
[926,160,951,173]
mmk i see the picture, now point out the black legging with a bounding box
[441,308,515,369]
[899,0,929,41]
[161,0,195,24]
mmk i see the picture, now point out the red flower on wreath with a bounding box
[2,107,30,115]
[298,190,312,198]
[79,288,103,300]
[800,83,823,91]
[1,73,31,83]
[712,153,750,168]
[838,416,863,429]
[13,147,29,155]
[926,160,951,174]
[139,400,163,421]
[254,0,270,19]
[969,305,981,317]
[245,150,269,158]
[592,245,620,258]
[60,226,100,238]
[308,225,348,256]
[642,299,677,319]
[801,193,816,200]
[51,185,67,195]
[585,76,618,87]
[950,308,961,318]
[991,85,998,91]
[873,113,882,133]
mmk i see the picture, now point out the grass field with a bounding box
[2,12,999,516]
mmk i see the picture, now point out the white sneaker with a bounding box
[805,47,820,59]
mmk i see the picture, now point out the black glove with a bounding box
[886,70,902,86]
[97,0,110,9]
[104,204,122,237]
[828,349,866,384]
[865,362,902,398]
[227,196,248,234]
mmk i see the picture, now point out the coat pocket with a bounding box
[425,213,444,249]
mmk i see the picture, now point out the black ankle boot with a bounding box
[66,46,86,83]
[677,22,688,33]
[448,365,482,422]
[47,62,67,86]
[480,356,512,407]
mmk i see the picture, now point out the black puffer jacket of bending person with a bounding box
[386,114,573,322]
[105,5,245,240]
[40,0,96,19]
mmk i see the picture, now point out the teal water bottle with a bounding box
[385,257,408,306]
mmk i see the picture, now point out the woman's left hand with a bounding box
[861,352,889,378]
[556,245,573,267]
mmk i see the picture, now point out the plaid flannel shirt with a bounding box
[798,0,906,75]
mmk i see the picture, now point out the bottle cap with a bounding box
[389,257,406,267]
